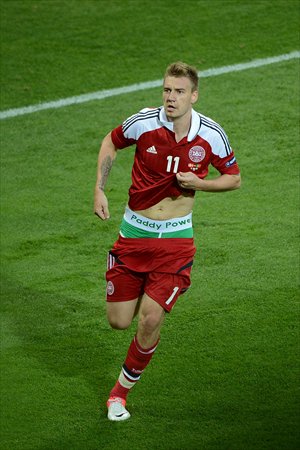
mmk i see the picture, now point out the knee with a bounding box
[138,311,162,334]
[107,314,132,330]
[106,302,136,330]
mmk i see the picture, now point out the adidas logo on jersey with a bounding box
[146,145,157,154]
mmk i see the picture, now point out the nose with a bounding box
[168,90,176,102]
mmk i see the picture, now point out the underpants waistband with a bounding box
[120,207,193,238]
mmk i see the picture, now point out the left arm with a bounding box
[176,172,241,192]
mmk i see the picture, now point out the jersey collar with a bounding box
[159,107,201,142]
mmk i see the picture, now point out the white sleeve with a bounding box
[122,108,160,140]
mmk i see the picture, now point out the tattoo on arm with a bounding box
[98,156,113,191]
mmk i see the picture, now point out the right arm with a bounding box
[94,132,118,220]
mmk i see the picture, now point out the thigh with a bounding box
[138,293,165,321]
[106,298,139,329]
[106,264,145,328]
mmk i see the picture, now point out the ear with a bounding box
[191,90,198,104]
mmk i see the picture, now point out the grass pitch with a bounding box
[1,1,299,449]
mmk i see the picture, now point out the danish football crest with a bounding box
[189,146,205,163]
[107,281,114,295]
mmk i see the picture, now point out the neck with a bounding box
[171,112,192,142]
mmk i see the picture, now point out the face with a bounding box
[163,76,198,121]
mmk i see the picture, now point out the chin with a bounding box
[166,110,177,119]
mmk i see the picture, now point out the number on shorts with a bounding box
[165,286,179,305]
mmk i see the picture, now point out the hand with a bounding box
[177,172,241,192]
[94,189,110,220]
[176,171,202,190]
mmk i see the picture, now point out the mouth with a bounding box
[166,104,176,112]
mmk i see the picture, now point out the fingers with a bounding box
[176,172,189,182]
[176,172,183,186]
[176,172,184,181]
[94,190,110,220]
[176,171,198,190]
[176,172,189,188]
[94,206,110,220]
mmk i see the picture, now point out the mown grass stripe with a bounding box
[0,51,299,121]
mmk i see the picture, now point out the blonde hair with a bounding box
[164,61,199,91]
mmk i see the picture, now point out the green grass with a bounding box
[1,1,300,449]
[1,0,299,109]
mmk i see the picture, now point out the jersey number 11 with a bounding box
[166,156,180,173]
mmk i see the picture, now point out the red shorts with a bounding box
[106,236,196,312]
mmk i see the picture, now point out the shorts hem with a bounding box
[106,296,139,303]
[144,288,175,313]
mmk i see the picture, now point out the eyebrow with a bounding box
[163,87,186,92]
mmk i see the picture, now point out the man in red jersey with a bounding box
[94,62,241,421]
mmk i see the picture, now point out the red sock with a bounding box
[109,335,160,401]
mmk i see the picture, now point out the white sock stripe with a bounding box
[118,371,136,389]
[122,366,141,382]
[137,344,158,355]
[134,336,159,354]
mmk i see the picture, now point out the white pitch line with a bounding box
[0,50,299,121]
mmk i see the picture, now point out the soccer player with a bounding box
[94,61,241,421]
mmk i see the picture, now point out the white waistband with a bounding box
[124,207,193,233]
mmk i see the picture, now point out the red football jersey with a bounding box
[111,107,240,210]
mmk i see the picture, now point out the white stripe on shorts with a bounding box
[107,253,115,270]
